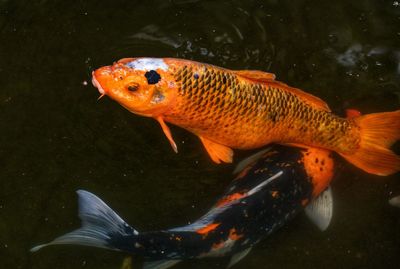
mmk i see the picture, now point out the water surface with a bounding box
[1,0,399,268]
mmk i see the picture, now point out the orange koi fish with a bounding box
[92,58,400,176]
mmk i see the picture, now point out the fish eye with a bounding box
[145,70,161,85]
[127,82,139,92]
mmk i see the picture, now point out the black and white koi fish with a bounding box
[31,145,335,268]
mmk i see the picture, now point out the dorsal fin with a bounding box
[234,70,330,112]
[234,70,276,82]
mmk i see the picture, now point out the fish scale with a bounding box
[169,64,352,150]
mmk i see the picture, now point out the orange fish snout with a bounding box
[92,71,106,96]
[92,66,116,97]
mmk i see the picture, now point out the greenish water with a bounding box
[1,0,400,268]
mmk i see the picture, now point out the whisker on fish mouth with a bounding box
[97,94,106,101]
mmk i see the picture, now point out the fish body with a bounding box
[92,58,400,176]
[32,145,335,268]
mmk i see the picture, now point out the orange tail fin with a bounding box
[339,110,400,176]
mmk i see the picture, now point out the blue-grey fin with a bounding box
[143,260,181,269]
[227,248,252,268]
[233,147,272,175]
[305,187,333,231]
[389,195,400,208]
[30,190,138,252]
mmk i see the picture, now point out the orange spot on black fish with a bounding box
[216,192,246,208]
[271,190,279,198]
[212,241,225,250]
[302,148,334,197]
[228,228,243,241]
[196,223,220,235]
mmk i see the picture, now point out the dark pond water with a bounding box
[1,0,400,268]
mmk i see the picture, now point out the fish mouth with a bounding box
[91,71,106,95]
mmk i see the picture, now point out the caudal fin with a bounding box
[31,190,138,252]
[340,110,400,176]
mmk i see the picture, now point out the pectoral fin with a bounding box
[305,186,333,231]
[199,136,233,164]
[227,248,252,268]
[156,117,178,153]
[233,147,272,174]
[389,195,400,208]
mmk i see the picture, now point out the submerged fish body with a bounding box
[31,145,335,268]
[92,58,400,176]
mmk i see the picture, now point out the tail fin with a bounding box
[31,190,138,252]
[340,110,400,176]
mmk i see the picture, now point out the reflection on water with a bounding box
[0,0,399,269]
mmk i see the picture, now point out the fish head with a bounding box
[92,58,178,117]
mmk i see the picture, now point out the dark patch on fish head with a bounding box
[145,70,161,84]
